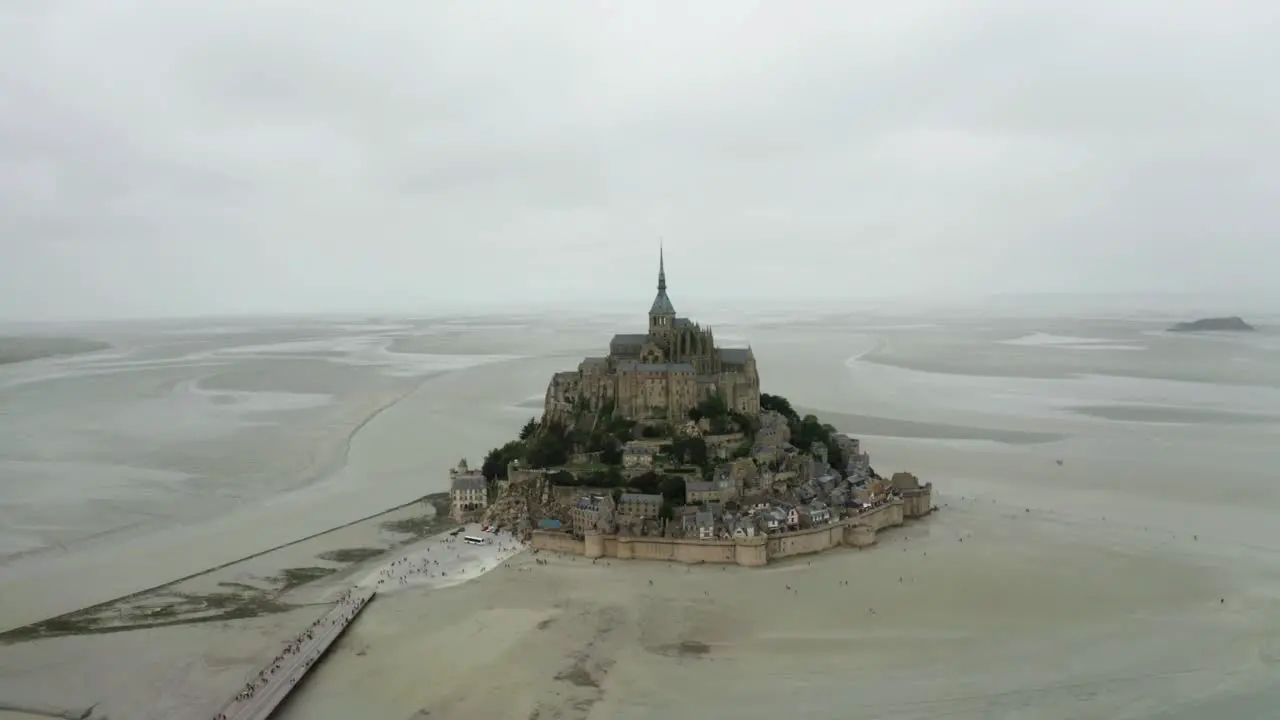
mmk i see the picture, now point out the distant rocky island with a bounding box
[1167,316,1256,332]
[449,249,935,567]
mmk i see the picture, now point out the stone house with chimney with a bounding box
[618,492,662,519]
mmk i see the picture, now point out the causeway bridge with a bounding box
[213,586,375,720]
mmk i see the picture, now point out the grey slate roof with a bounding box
[649,290,676,316]
[674,317,693,327]
[686,481,716,492]
[451,474,486,491]
[620,493,662,504]
[575,496,603,510]
[610,333,649,347]
[616,362,695,373]
[720,348,751,364]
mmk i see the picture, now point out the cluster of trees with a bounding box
[482,403,636,481]
[687,393,757,436]
[482,417,574,481]
[480,391,846,485]
[545,467,625,487]
[760,393,846,472]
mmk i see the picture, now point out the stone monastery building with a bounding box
[544,248,761,424]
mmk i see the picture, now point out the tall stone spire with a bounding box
[658,242,667,292]
[649,243,676,320]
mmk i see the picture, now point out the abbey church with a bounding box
[543,249,761,425]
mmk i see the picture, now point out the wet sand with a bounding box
[0,515,514,720]
[275,492,1279,720]
[2,315,1278,719]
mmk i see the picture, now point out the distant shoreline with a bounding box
[0,336,111,366]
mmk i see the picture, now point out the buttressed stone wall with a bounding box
[530,498,913,566]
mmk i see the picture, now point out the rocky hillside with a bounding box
[482,470,575,538]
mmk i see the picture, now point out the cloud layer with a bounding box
[2,1,1276,319]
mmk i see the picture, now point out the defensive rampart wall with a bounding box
[530,498,914,566]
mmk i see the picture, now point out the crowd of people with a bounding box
[374,528,524,587]
[211,588,370,720]
[212,525,523,719]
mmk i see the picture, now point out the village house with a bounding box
[449,459,488,521]
[761,507,787,533]
[685,480,718,504]
[685,477,738,504]
[695,511,716,540]
[678,506,699,537]
[570,495,604,537]
[801,501,833,527]
[621,441,658,468]
[704,432,746,460]
[783,504,801,529]
[726,513,759,538]
[618,492,662,519]
[751,443,783,465]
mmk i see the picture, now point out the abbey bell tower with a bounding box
[648,245,676,342]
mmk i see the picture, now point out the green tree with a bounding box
[641,423,668,439]
[658,474,687,503]
[605,416,637,444]
[599,436,623,466]
[630,470,660,494]
[728,409,758,437]
[760,393,799,422]
[526,434,570,468]
[604,465,624,486]
[547,469,577,485]
[481,440,525,481]
[525,419,571,468]
[686,436,708,467]
[696,393,729,422]
[518,417,540,440]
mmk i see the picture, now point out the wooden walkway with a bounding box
[212,587,375,720]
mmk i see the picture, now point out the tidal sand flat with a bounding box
[274,493,1277,720]
[0,498,457,720]
[1,312,1278,719]
[0,328,561,632]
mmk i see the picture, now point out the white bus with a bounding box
[463,535,485,545]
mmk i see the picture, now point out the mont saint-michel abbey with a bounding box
[544,250,761,425]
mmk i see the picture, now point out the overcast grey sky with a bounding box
[1,1,1276,320]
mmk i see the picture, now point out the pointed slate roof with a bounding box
[649,245,676,316]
